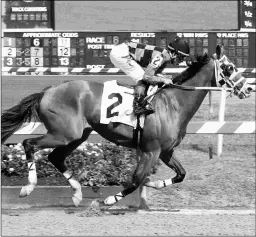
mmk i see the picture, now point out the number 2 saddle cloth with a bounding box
[100,80,158,129]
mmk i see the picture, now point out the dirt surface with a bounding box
[2,208,255,236]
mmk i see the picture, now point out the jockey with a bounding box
[110,37,190,116]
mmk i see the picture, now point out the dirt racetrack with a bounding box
[2,208,255,236]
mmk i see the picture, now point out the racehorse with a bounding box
[1,48,252,209]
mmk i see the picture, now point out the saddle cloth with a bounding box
[100,80,157,128]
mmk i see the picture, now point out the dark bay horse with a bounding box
[1,52,252,208]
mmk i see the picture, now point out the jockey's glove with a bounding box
[143,75,173,86]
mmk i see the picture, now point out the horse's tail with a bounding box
[1,92,45,144]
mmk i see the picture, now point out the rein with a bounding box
[144,83,234,101]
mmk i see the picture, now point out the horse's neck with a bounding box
[175,61,215,123]
[184,61,214,88]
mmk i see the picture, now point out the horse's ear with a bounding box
[216,45,221,59]
[215,44,225,59]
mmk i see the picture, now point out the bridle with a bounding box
[144,56,252,101]
[168,45,190,61]
[214,55,252,99]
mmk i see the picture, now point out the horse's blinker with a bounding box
[215,55,251,99]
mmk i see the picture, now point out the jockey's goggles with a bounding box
[168,45,190,60]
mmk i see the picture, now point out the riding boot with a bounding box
[133,94,155,116]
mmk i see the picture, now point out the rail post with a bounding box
[209,91,213,114]
[217,89,227,157]
[208,91,214,159]
[139,184,148,209]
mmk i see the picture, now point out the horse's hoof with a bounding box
[103,196,116,206]
[19,186,29,198]
[139,199,150,210]
[72,189,82,207]
[155,180,165,189]
[139,204,150,210]
[72,196,82,207]
[91,199,107,207]
[91,199,101,207]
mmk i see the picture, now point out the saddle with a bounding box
[100,80,158,147]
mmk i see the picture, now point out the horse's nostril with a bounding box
[247,87,253,92]
[239,93,245,99]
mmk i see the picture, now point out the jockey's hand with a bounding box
[143,74,173,85]
[156,74,173,85]
[156,73,173,79]
[162,77,173,85]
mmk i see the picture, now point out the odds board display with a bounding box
[240,0,255,30]
[3,0,54,29]
[2,31,256,72]
[2,32,158,69]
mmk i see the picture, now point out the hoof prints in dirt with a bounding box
[65,206,135,217]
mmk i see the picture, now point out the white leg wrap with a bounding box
[20,162,37,197]
[63,170,72,179]
[28,162,37,185]
[63,171,82,207]
[20,184,35,197]
[144,179,173,189]
[163,178,173,187]
[24,184,35,194]
[104,192,124,205]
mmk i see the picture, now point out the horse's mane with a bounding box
[173,53,211,85]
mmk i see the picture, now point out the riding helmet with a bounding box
[168,37,190,56]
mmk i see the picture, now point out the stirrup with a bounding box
[134,107,155,116]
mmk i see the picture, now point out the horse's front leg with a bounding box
[102,149,161,207]
[143,149,186,189]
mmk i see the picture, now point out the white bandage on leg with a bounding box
[104,192,124,205]
[63,170,73,180]
[163,179,173,187]
[27,162,37,185]
[144,179,173,189]
[63,171,81,190]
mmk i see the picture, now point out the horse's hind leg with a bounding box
[20,134,69,198]
[103,149,161,206]
[20,127,93,207]
[47,128,93,206]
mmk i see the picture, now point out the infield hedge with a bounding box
[1,142,158,186]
